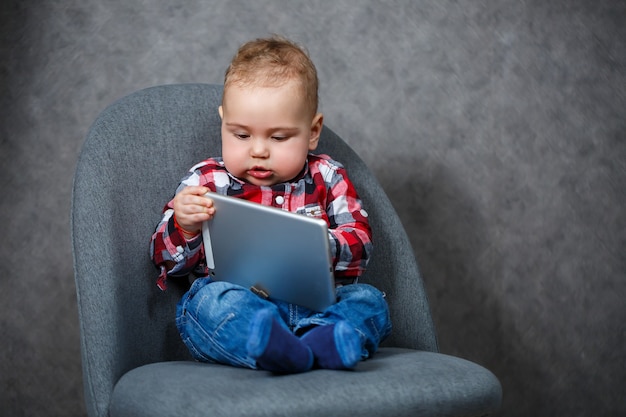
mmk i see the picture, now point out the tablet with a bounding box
[201,192,336,311]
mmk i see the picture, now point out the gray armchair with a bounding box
[72,83,501,417]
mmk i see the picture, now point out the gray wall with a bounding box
[1,1,624,416]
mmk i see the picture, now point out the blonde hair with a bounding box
[224,36,319,116]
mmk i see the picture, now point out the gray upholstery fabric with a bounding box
[111,349,501,417]
[72,83,501,417]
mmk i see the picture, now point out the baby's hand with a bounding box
[172,186,215,236]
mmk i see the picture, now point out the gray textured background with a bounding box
[1,1,624,416]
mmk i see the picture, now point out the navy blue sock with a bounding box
[247,309,313,374]
[301,322,361,370]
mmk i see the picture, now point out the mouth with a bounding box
[247,167,273,179]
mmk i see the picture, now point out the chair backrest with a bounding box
[72,83,437,416]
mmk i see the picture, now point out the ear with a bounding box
[218,105,224,119]
[308,113,323,151]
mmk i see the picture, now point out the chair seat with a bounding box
[74,84,501,416]
[110,347,501,417]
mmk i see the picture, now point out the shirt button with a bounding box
[176,246,184,254]
[275,196,285,205]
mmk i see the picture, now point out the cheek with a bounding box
[221,139,242,169]
[221,135,241,156]
[276,143,309,170]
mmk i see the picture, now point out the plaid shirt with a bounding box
[150,153,373,290]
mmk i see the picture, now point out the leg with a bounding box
[177,278,313,373]
[176,278,273,369]
[297,283,392,368]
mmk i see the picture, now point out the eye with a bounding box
[234,133,250,140]
[271,135,289,142]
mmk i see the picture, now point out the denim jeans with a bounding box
[176,277,392,369]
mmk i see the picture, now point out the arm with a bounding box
[325,166,373,285]
[150,179,215,290]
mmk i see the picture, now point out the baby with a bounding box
[150,36,391,373]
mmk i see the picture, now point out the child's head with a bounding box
[223,35,319,117]
[219,36,324,187]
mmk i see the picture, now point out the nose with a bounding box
[249,137,269,158]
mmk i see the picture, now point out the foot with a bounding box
[247,309,313,374]
[301,322,361,370]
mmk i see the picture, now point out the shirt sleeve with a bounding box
[322,161,373,284]
[150,163,211,290]
[150,208,204,290]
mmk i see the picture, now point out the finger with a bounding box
[183,186,210,196]
[178,193,205,207]
[188,210,213,225]
[192,195,213,210]
[193,203,214,216]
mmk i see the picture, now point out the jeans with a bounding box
[176,277,392,369]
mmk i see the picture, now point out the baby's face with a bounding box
[219,80,322,187]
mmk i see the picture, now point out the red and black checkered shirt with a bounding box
[150,154,373,290]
